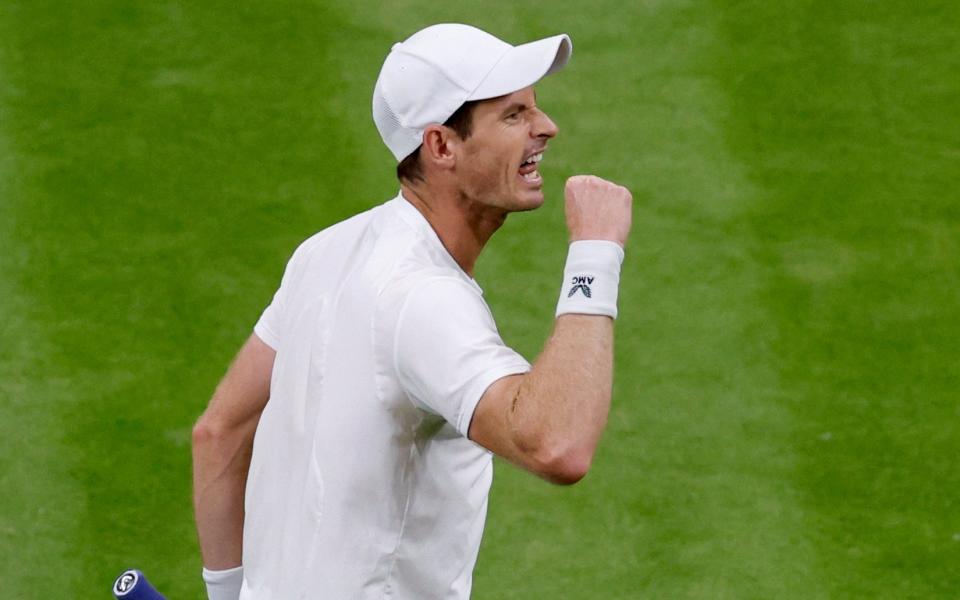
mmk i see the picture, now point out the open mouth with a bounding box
[518,151,544,184]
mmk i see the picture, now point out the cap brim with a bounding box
[467,33,572,101]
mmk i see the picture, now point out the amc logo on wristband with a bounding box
[568,275,594,298]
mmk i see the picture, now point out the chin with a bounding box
[509,180,547,211]
[503,190,544,213]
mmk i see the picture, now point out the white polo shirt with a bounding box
[242,192,531,599]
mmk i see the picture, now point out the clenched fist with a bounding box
[564,175,633,247]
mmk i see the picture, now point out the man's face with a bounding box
[453,86,559,213]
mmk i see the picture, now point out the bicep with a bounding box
[203,333,276,430]
[468,374,528,467]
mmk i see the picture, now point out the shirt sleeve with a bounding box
[254,246,302,350]
[254,291,283,350]
[393,277,531,437]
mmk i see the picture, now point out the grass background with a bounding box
[1,0,958,597]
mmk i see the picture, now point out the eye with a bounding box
[504,105,527,122]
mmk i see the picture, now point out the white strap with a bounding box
[202,565,243,600]
[555,240,624,319]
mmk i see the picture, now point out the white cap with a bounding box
[372,24,573,161]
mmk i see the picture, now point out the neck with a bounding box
[400,182,507,277]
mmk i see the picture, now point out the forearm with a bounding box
[192,418,256,569]
[509,315,614,475]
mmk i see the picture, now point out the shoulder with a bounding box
[292,203,387,263]
[379,271,483,320]
[373,209,481,307]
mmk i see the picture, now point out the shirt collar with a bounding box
[390,190,482,293]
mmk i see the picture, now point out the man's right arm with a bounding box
[192,333,275,569]
[468,175,632,484]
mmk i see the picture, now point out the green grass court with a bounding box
[1,1,958,597]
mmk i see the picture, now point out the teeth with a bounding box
[522,152,543,166]
[522,169,540,181]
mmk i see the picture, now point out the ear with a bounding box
[420,124,457,171]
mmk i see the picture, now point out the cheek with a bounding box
[465,146,504,177]
[459,132,521,189]
[457,153,498,196]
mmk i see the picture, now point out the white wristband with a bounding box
[203,565,244,600]
[555,240,625,318]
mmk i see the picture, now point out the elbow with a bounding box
[528,442,594,486]
[506,387,599,485]
[192,409,260,459]
[191,414,225,452]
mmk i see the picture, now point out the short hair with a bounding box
[396,101,479,184]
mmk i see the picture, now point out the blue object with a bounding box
[113,569,166,600]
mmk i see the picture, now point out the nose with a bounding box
[532,108,559,139]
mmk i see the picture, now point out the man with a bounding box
[192,23,632,599]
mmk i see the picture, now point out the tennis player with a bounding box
[192,23,632,599]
